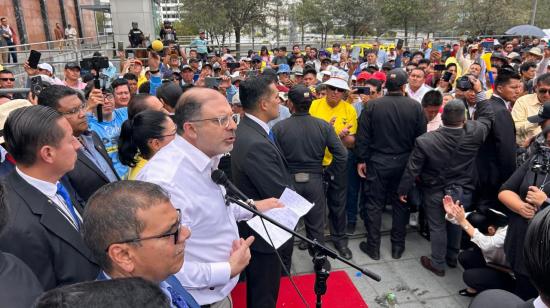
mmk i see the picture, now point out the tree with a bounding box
[180,0,232,49]
[290,1,310,46]
[333,0,374,40]
[220,0,267,57]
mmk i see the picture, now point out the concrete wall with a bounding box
[110,0,158,48]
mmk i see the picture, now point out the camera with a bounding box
[30,76,45,98]
[80,56,109,71]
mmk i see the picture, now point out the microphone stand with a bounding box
[224,194,381,308]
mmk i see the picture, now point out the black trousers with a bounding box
[362,154,410,251]
[293,174,326,247]
[246,241,293,308]
[6,40,17,63]
[458,248,515,293]
[324,166,348,247]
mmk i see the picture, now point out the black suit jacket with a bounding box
[475,96,517,190]
[66,131,119,203]
[231,116,293,253]
[0,171,99,291]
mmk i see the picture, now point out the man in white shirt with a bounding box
[137,87,282,307]
[406,67,432,103]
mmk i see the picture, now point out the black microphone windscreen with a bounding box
[211,169,227,185]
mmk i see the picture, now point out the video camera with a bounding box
[80,56,109,71]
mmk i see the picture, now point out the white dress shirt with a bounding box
[534,296,548,308]
[245,113,270,135]
[470,226,508,266]
[406,83,433,103]
[137,135,253,305]
[15,167,81,230]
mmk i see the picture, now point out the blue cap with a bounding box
[277,64,291,74]
[252,55,262,62]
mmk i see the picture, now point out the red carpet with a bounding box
[231,270,368,308]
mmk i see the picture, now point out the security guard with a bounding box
[273,85,347,267]
[128,22,144,48]
[356,68,427,260]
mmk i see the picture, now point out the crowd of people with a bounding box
[0,25,550,308]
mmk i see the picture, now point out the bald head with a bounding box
[442,99,466,127]
[174,87,225,134]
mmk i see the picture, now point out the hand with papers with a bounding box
[254,198,284,212]
[247,188,314,249]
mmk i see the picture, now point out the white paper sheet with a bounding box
[246,188,314,249]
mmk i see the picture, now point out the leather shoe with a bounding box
[335,245,353,260]
[420,256,445,277]
[359,241,380,260]
[391,246,404,259]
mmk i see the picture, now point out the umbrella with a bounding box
[505,25,547,37]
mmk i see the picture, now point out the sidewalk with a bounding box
[291,216,471,307]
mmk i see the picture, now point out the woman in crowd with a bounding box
[118,110,176,180]
[498,127,550,300]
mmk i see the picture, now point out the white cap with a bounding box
[323,69,350,91]
[320,70,331,76]
[0,100,33,143]
[37,63,53,73]
[529,47,543,57]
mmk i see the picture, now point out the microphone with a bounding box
[211,169,255,207]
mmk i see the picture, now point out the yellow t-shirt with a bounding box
[309,97,357,166]
[127,155,148,180]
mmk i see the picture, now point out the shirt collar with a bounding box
[175,135,221,173]
[534,296,548,308]
[15,166,58,197]
[245,113,270,135]
[492,93,510,105]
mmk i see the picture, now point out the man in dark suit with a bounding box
[475,66,523,214]
[0,105,99,290]
[38,85,119,202]
[82,181,199,308]
[0,181,43,308]
[397,99,494,276]
[231,76,294,308]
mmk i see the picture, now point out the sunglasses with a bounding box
[538,88,550,95]
[0,78,15,82]
[327,86,346,93]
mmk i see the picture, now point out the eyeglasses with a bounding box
[0,78,15,82]
[537,88,550,95]
[156,130,177,139]
[103,94,114,100]
[60,101,88,116]
[327,85,346,93]
[188,113,235,128]
[104,209,183,252]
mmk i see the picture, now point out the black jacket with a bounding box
[356,93,426,163]
[475,95,517,190]
[0,171,99,291]
[231,116,293,253]
[398,101,494,195]
[66,131,119,203]
[272,112,347,175]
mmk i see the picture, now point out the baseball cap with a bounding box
[64,62,81,70]
[455,76,474,91]
[372,71,387,83]
[323,69,350,91]
[382,62,394,71]
[37,63,53,73]
[180,65,192,71]
[385,68,408,90]
[528,102,550,124]
[277,64,291,74]
[0,100,33,143]
[288,84,313,106]
[292,67,304,76]
[240,57,252,62]
[357,72,372,82]
[251,55,262,62]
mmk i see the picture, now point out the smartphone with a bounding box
[28,50,41,69]
[442,71,453,82]
[350,46,361,62]
[117,41,124,52]
[227,62,240,70]
[481,41,494,51]
[353,86,370,95]
[205,77,221,88]
[433,43,443,52]
[30,76,44,98]
[434,64,446,71]
[396,39,404,50]
[127,51,135,59]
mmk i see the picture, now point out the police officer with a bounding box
[397,99,494,276]
[273,85,347,268]
[356,68,427,260]
[128,22,144,48]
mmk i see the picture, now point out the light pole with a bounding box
[530,0,538,26]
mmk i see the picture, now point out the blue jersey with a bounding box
[87,108,129,178]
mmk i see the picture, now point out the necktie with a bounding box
[268,130,276,143]
[166,286,190,308]
[56,183,81,230]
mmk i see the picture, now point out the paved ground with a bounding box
[290,213,471,308]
